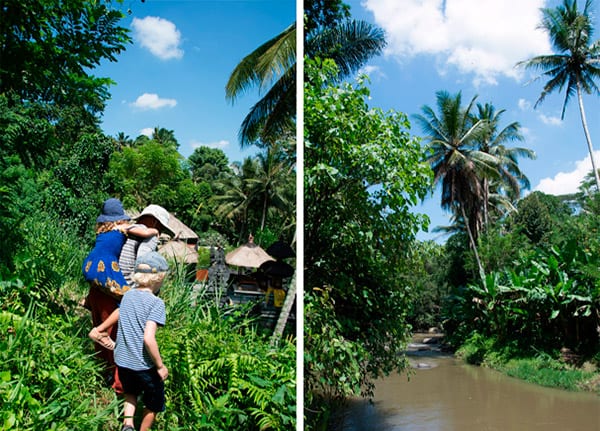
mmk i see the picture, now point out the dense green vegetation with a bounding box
[409,0,600,393]
[441,191,600,357]
[1,0,296,429]
[303,58,432,428]
[303,1,600,429]
[0,240,296,430]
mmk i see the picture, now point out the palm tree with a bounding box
[151,127,179,150]
[474,102,536,225]
[226,24,296,148]
[114,132,133,151]
[226,13,386,148]
[212,150,294,241]
[212,160,255,243]
[518,0,600,190]
[270,270,296,346]
[305,19,386,82]
[250,147,295,231]
[414,91,494,280]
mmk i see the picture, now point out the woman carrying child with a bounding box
[82,198,159,392]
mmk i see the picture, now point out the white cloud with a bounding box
[358,65,386,79]
[363,0,551,85]
[132,16,183,60]
[190,139,230,149]
[131,93,177,110]
[535,151,600,195]
[518,98,531,111]
[139,127,154,137]
[538,113,562,126]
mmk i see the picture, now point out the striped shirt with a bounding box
[118,224,159,286]
[118,224,144,285]
[114,289,166,371]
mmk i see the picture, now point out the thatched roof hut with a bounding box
[168,214,198,243]
[159,240,198,264]
[158,212,199,264]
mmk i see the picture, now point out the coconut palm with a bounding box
[414,91,495,280]
[518,0,600,190]
[474,102,536,225]
[226,24,296,148]
[250,146,295,231]
[113,132,133,151]
[151,126,178,149]
[226,11,386,148]
[305,19,386,82]
[212,151,294,241]
[212,158,259,242]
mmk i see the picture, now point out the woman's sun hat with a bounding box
[97,198,131,223]
[137,204,174,235]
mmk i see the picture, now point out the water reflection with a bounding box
[342,354,600,431]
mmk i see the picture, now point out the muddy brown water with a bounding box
[340,342,600,431]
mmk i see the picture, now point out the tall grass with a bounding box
[156,273,296,430]
[0,302,119,430]
[1,214,296,430]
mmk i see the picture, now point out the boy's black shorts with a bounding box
[117,366,165,412]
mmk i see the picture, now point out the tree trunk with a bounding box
[260,194,267,231]
[576,80,600,191]
[461,205,485,284]
[270,271,297,346]
[483,178,489,228]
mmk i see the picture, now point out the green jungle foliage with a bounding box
[438,191,600,363]
[0,215,296,431]
[304,58,432,429]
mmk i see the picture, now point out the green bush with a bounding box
[159,312,295,429]
[0,304,118,431]
[0,211,296,430]
[456,333,495,365]
[147,274,296,430]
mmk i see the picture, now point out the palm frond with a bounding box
[225,24,296,101]
[237,68,295,147]
[306,19,386,79]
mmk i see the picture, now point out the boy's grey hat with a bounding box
[135,251,169,273]
[137,204,174,235]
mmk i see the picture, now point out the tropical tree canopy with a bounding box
[188,146,232,183]
[473,102,535,224]
[415,91,534,281]
[518,0,600,189]
[226,0,387,149]
[414,91,491,241]
[226,24,296,147]
[0,0,130,114]
[304,58,432,425]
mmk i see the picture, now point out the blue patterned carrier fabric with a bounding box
[82,229,131,297]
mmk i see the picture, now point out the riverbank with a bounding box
[453,334,600,395]
[342,338,600,431]
[409,332,600,395]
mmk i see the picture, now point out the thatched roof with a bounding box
[225,237,274,268]
[159,240,198,264]
[168,213,198,242]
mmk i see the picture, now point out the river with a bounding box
[340,339,600,431]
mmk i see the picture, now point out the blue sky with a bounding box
[97,1,600,243]
[346,0,600,242]
[97,0,295,163]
